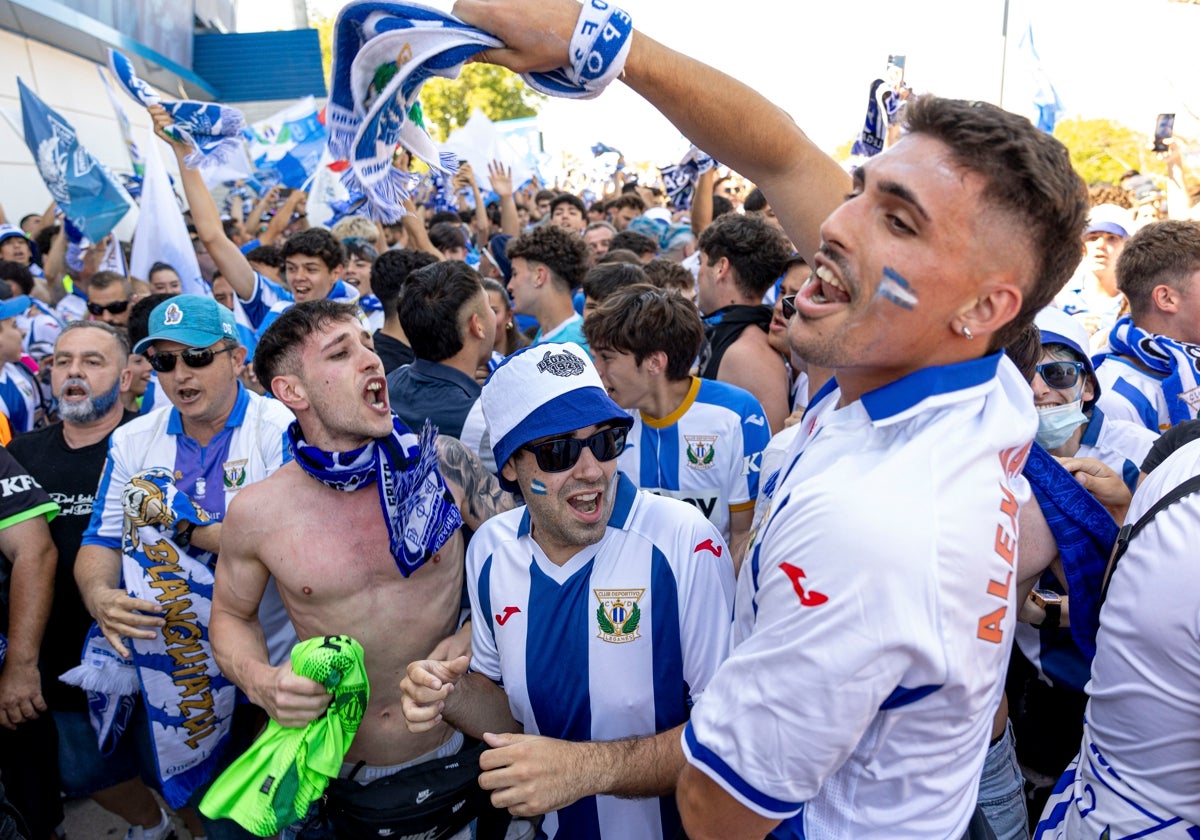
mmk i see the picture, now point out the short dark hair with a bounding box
[89,270,132,295]
[281,227,345,270]
[33,225,57,259]
[343,238,379,263]
[18,213,39,230]
[609,230,657,257]
[429,222,468,254]
[581,262,647,304]
[597,248,643,266]
[245,243,283,268]
[506,224,589,290]
[549,193,587,218]
[1003,321,1042,384]
[698,213,791,298]
[254,299,360,394]
[643,258,696,293]
[370,249,440,319]
[0,260,34,295]
[710,195,734,219]
[742,187,769,214]
[128,293,177,350]
[1116,220,1200,320]
[148,261,177,280]
[583,284,704,380]
[534,189,558,205]
[57,319,130,360]
[902,95,1089,350]
[429,211,463,227]
[607,193,646,214]
[398,261,486,363]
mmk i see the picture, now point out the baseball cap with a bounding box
[1034,306,1100,405]
[133,294,238,354]
[1084,204,1132,240]
[483,341,633,491]
[0,224,40,262]
[0,295,31,322]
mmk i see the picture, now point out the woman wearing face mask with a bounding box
[1033,307,1156,492]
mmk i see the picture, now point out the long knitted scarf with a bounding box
[1107,315,1200,425]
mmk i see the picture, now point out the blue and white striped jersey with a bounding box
[0,361,41,434]
[1094,354,1171,432]
[619,377,768,542]
[468,473,735,840]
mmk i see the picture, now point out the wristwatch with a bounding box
[1030,589,1062,630]
[175,520,196,549]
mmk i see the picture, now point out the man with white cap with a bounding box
[1054,204,1133,342]
[0,295,43,436]
[400,340,735,840]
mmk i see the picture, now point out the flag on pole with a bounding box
[17,78,132,242]
[98,66,144,179]
[130,125,206,296]
[1017,24,1065,134]
[243,97,327,190]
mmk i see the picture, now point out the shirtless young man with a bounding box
[209,300,513,823]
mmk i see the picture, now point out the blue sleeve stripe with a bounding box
[879,682,942,710]
[682,722,804,818]
[81,440,117,543]
[478,554,494,642]
[1121,459,1140,494]
[1111,377,1159,431]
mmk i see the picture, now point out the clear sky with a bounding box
[236,0,1200,164]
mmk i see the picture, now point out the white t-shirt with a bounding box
[683,353,1036,839]
[1036,437,1200,836]
[468,473,735,840]
[619,376,768,541]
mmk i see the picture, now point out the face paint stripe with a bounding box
[879,266,919,310]
[530,478,548,495]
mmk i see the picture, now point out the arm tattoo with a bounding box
[436,436,516,530]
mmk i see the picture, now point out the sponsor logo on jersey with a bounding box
[536,349,586,377]
[594,588,645,644]
[646,488,720,519]
[742,451,762,476]
[694,538,723,558]
[779,562,828,607]
[222,458,248,490]
[745,414,766,426]
[495,606,521,626]
[0,473,41,497]
[998,441,1031,480]
[684,434,718,470]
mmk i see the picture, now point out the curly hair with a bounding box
[506,224,589,290]
[281,227,345,271]
[697,213,791,298]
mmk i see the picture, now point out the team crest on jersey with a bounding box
[536,349,585,377]
[163,303,183,325]
[222,459,248,490]
[594,588,645,644]
[684,434,717,470]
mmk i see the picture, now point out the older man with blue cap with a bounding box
[401,340,736,840]
[75,293,296,840]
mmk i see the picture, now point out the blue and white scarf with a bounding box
[117,468,236,808]
[288,417,462,577]
[108,49,246,172]
[1108,315,1200,425]
[659,145,715,211]
[850,77,902,158]
[327,0,632,221]
[58,623,139,757]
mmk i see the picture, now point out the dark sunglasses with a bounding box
[1035,361,1085,391]
[522,427,627,473]
[146,346,235,373]
[780,294,797,319]
[86,299,130,316]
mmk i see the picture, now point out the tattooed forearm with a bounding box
[436,436,517,530]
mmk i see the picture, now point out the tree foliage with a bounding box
[420,65,544,141]
[1053,117,1161,185]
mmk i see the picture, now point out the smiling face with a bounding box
[284,253,340,302]
[148,268,182,295]
[289,318,392,450]
[769,262,812,355]
[789,133,1026,401]
[342,253,374,290]
[1032,347,1093,409]
[502,422,620,563]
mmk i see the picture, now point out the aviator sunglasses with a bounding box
[1035,361,1085,391]
[146,346,236,373]
[522,427,628,473]
[86,299,130,316]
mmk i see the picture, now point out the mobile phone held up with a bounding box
[1153,113,1175,153]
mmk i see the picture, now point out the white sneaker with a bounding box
[123,809,176,840]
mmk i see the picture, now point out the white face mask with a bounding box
[1035,399,1087,450]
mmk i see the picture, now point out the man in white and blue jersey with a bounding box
[149,105,361,355]
[585,284,768,559]
[74,295,295,838]
[441,6,1090,837]
[0,295,43,435]
[401,340,735,840]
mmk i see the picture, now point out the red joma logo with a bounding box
[780,562,828,607]
[495,606,521,626]
[694,539,723,558]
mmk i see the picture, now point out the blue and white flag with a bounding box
[1017,24,1064,134]
[59,623,140,757]
[108,49,247,172]
[17,78,132,242]
[326,0,632,222]
[659,145,715,212]
[98,66,145,180]
[243,97,327,190]
[131,125,207,297]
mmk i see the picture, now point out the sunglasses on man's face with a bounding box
[86,300,130,316]
[1035,361,1085,391]
[146,346,235,373]
[780,294,797,319]
[522,427,627,473]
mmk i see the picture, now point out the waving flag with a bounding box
[131,125,207,296]
[244,97,327,190]
[17,78,132,242]
[1017,24,1065,134]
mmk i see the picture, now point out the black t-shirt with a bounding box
[1141,419,1200,477]
[8,412,135,710]
[0,445,57,664]
[373,330,416,374]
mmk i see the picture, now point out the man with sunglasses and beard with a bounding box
[75,295,296,839]
[84,272,134,329]
[6,322,179,840]
[400,341,736,840]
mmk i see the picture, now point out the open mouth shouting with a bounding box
[364,377,389,413]
[59,378,91,402]
[795,254,853,317]
[567,488,604,522]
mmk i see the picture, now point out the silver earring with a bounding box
[962,325,974,340]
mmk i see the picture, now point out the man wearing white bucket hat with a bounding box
[401,340,736,840]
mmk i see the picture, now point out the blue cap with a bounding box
[133,295,238,354]
[0,295,31,322]
[1035,306,1100,406]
